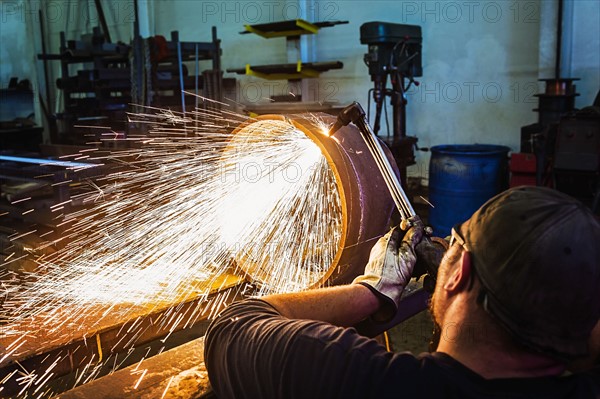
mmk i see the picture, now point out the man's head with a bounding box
[431,186,600,360]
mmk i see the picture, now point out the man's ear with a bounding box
[443,251,472,293]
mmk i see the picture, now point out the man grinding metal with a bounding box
[205,186,600,398]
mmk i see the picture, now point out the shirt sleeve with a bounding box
[204,298,421,399]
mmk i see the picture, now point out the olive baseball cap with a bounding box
[456,186,600,359]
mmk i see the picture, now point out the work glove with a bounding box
[353,225,423,322]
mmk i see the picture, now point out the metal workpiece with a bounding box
[230,113,397,288]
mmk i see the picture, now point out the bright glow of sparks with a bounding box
[0,104,343,397]
[217,120,341,291]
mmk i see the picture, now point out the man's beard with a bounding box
[427,249,456,352]
[428,291,442,352]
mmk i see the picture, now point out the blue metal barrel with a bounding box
[428,144,510,237]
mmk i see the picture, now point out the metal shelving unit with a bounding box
[227,19,346,107]
[38,27,224,143]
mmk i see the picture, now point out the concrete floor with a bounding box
[388,310,434,354]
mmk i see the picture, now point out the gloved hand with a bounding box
[353,225,423,322]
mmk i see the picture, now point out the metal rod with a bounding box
[39,10,51,121]
[94,0,112,43]
[329,102,419,226]
[176,32,186,117]
[354,118,416,220]
[556,0,563,79]
[0,155,100,169]
[38,8,58,143]
[195,43,199,110]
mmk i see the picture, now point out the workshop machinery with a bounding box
[518,79,600,212]
[514,0,599,211]
[360,22,423,188]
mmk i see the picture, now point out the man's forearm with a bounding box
[261,283,381,327]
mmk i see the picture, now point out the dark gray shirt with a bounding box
[205,299,600,398]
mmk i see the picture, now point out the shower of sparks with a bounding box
[0,101,342,397]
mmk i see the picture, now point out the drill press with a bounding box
[360,21,423,189]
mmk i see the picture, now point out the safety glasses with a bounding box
[450,224,469,251]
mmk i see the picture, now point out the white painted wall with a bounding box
[566,0,599,108]
[539,0,599,108]
[0,0,39,128]
[0,0,35,87]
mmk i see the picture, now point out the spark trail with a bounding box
[0,101,342,397]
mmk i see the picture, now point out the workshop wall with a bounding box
[0,0,35,88]
[1,0,597,174]
[148,0,549,180]
[568,0,600,108]
[137,1,516,180]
